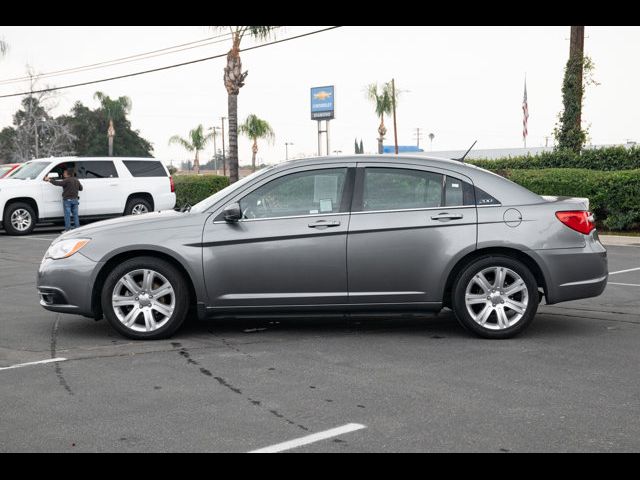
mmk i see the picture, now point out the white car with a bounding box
[0,157,176,235]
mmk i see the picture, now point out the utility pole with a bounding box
[569,26,585,134]
[391,78,398,155]
[221,117,227,177]
[29,74,39,159]
[210,126,221,174]
[413,127,423,148]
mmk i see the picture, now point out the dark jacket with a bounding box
[50,177,83,200]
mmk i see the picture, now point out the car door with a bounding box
[75,161,121,215]
[201,164,355,311]
[347,162,477,305]
[41,161,73,219]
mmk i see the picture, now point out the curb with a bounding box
[600,235,640,246]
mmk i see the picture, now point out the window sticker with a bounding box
[319,199,333,212]
[451,183,460,188]
[314,175,339,203]
[310,209,319,214]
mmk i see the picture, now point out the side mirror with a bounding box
[223,202,242,222]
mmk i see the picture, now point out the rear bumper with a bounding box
[533,232,608,304]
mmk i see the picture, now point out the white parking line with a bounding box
[609,282,640,287]
[0,357,67,371]
[248,423,366,453]
[609,267,640,275]
[16,236,58,241]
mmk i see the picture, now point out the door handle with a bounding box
[431,212,464,221]
[308,219,341,228]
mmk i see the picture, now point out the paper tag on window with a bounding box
[319,199,333,212]
[451,183,460,188]
[310,209,319,214]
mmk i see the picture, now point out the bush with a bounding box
[469,146,640,171]
[505,168,640,231]
[173,175,229,208]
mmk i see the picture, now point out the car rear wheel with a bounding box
[125,197,152,216]
[452,255,538,339]
[4,202,36,235]
[101,256,189,340]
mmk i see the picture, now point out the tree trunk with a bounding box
[377,115,387,154]
[223,34,247,184]
[194,149,200,175]
[228,94,239,183]
[569,26,585,136]
[251,139,258,172]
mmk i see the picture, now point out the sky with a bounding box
[0,26,638,166]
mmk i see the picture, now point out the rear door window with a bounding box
[444,176,475,206]
[123,161,167,177]
[362,167,443,211]
[76,161,118,179]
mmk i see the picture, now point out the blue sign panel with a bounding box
[311,86,335,120]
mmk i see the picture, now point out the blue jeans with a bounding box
[63,199,80,231]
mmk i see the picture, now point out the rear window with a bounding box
[123,160,167,177]
[475,187,500,205]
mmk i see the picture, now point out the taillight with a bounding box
[169,176,175,193]
[555,211,595,235]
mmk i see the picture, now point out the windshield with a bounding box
[0,165,13,176]
[10,162,48,180]
[190,166,276,213]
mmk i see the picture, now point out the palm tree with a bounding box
[366,82,397,154]
[168,124,214,175]
[239,114,274,172]
[214,26,278,183]
[93,91,132,156]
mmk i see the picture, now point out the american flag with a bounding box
[522,79,529,146]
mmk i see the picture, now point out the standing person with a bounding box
[45,168,83,232]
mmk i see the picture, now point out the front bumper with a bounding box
[37,252,101,317]
[533,231,608,304]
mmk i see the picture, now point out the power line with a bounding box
[0,26,340,99]
[0,30,239,85]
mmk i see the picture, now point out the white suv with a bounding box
[0,157,176,235]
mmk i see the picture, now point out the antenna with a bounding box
[453,140,477,162]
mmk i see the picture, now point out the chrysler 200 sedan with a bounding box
[37,156,608,340]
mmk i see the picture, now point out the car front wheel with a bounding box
[101,256,189,340]
[452,255,539,339]
[4,202,36,235]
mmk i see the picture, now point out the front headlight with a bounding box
[45,238,91,260]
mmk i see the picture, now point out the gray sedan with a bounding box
[37,156,608,340]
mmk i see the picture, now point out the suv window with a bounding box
[240,168,347,219]
[362,168,442,211]
[123,160,167,177]
[76,161,118,179]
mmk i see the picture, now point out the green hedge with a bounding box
[504,168,640,231]
[469,146,640,171]
[173,175,229,208]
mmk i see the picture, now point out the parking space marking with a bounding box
[248,423,367,453]
[12,236,58,241]
[608,282,640,287]
[609,267,640,275]
[0,357,67,371]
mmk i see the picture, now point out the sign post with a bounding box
[311,86,335,156]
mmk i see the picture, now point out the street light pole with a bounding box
[221,117,227,177]
[285,142,294,161]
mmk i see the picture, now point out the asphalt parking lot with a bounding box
[1,228,639,452]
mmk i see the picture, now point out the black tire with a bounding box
[124,197,152,216]
[452,255,539,339]
[101,256,189,340]
[3,202,36,235]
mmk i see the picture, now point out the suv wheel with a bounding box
[125,197,152,216]
[101,256,189,340]
[4,202,36,235]
[452,255,539,339]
